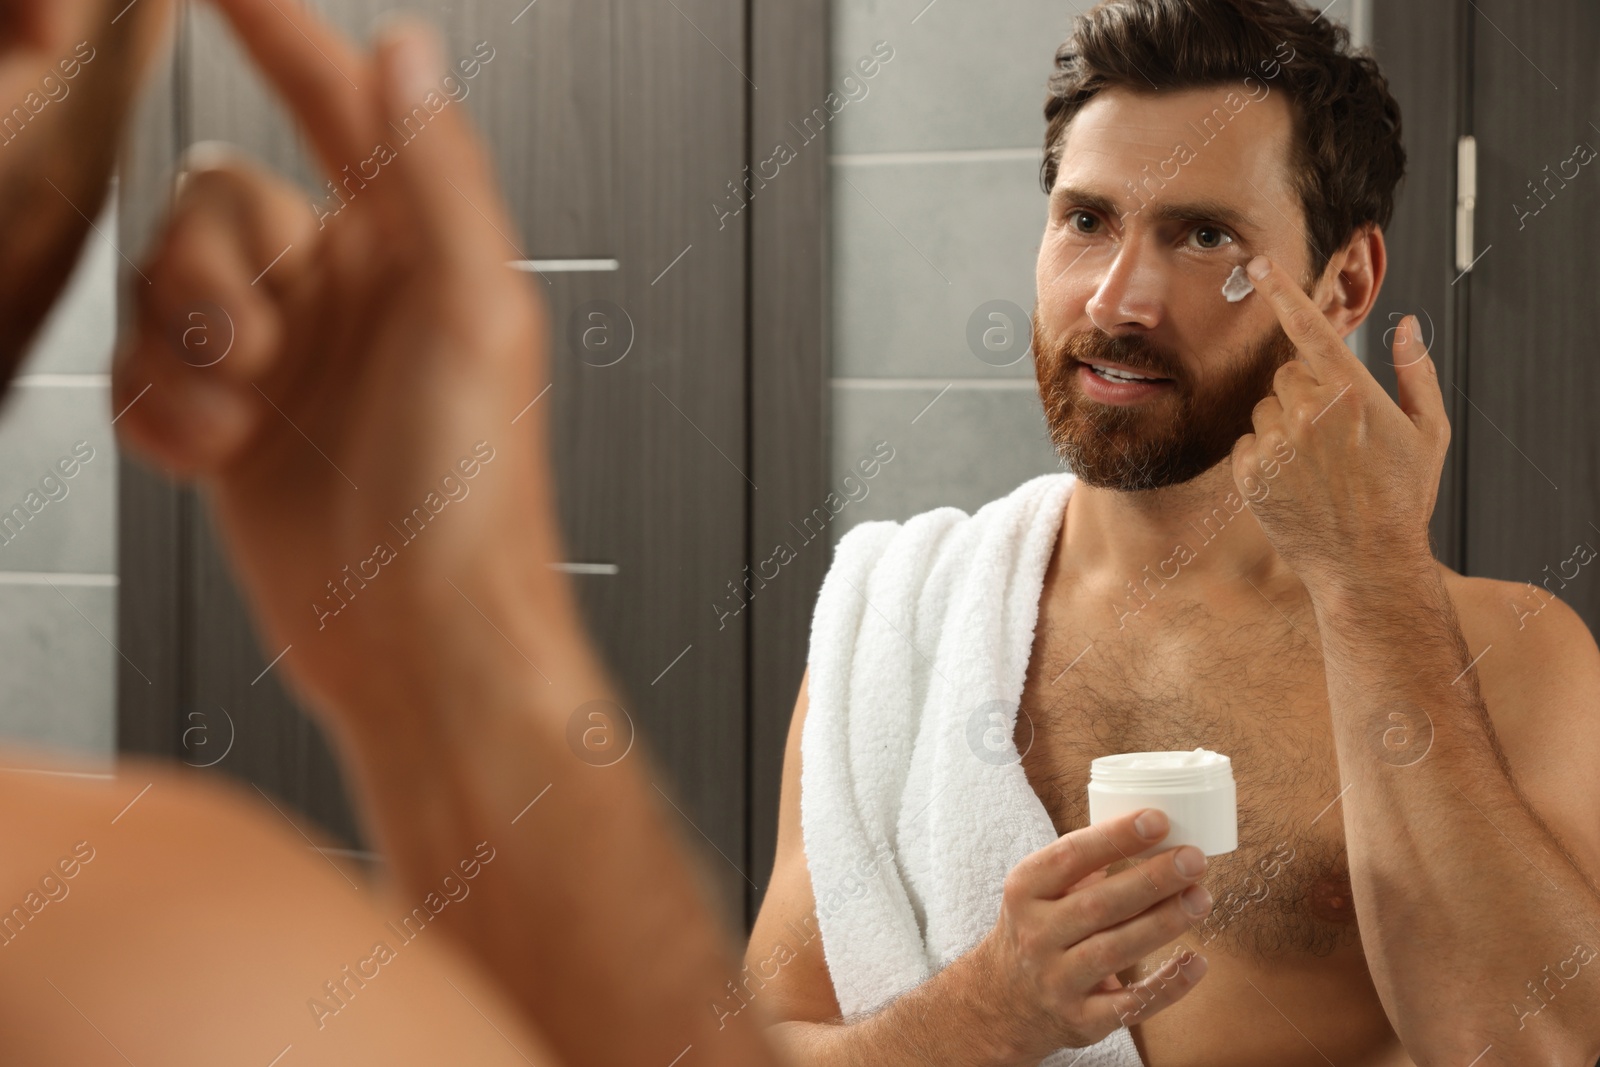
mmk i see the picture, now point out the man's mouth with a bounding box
[1079,360,1172,384]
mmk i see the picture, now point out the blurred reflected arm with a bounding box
[100,0,796,1063]
[326,571,791,1067]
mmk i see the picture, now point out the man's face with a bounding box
[1033,84,1321,492]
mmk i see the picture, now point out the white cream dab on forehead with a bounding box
[1222,265,1255,302]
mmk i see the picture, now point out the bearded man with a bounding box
[747,2,1600,1065]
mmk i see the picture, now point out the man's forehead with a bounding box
[1052,84,1298,230]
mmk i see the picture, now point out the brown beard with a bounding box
[1033,309,1300,491]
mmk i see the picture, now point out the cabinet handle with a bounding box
[546,562,620,575]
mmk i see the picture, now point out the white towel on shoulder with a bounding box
[800,469,1144,1067]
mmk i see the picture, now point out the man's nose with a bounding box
[1085,239,1164,333]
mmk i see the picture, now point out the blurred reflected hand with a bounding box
[112,0,571,722]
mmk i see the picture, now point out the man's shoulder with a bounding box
[1434,561,1600,886]
[1436,561,1596,682]
[808,471,1074,681]
[0,749,551,1062]
[0,748,340,871]
[1434,559,1600,756]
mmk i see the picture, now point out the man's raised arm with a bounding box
[111,4,788,1066]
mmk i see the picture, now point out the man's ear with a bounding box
[1318,223,1386,340]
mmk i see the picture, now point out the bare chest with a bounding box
[1016,594,1364,962]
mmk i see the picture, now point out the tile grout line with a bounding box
[0,573,119,587]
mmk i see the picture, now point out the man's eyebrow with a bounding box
[1049,183,1260,236]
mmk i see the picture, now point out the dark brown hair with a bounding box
[1040,0,1405,282]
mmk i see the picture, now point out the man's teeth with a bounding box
[1088,363,1163,383]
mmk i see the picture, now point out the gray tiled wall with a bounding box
[0,193,119,760]
[826,0,1368,539]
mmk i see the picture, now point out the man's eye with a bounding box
[1188,225,1234,250]
[1066,210,1100,234]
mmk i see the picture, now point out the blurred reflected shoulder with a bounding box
[0,753,556,1066]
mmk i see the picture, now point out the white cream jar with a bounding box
[1087,747,1238,859]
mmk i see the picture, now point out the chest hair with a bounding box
[1017,596,1364,962]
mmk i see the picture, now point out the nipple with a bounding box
[1307,868,1358,924]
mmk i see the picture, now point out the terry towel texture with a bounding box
[799,469,1144,1067]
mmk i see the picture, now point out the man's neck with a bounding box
[1054,461,1293,600]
